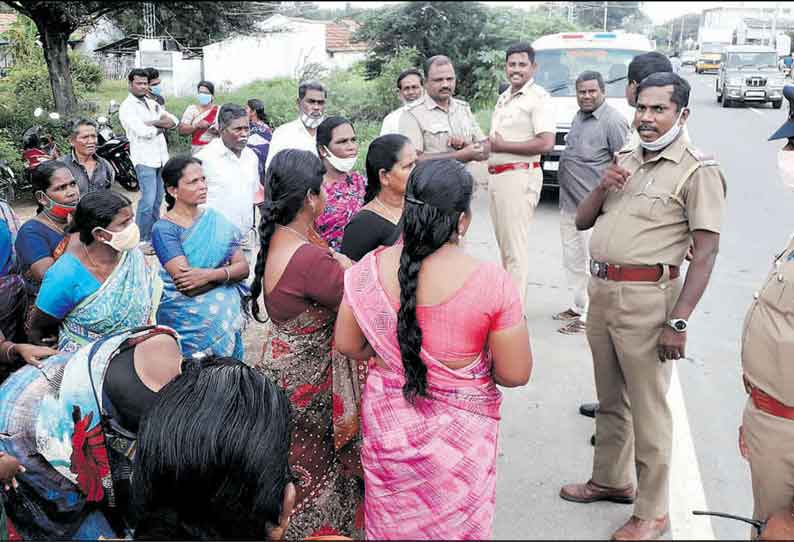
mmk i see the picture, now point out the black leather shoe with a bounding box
[590,434,596,446]
[579,402,600,418]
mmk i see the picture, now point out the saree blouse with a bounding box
[36,253,100,318]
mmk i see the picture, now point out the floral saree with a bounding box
[0,328,174,539]
[58,248,157,353]
[255,303,367,539]
[344,251,504,540]
[155,209,248,359]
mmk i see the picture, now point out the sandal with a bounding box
[552,308,581,321]
[558,318,586,335]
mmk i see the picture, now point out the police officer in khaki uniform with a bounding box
[488,42,555,307]
[737,85,794,540]
[399,55,489,163]
[559,72,727,541]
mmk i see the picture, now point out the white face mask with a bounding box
[639,109,685,152]
[95,223,140,252]
[323,146,357,173]
[300,112,325,129]
[404,92,423,108]
[778,149,794,191]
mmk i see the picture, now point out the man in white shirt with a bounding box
[379,68,424,136]
[119,67,178,252]
[265,81,326,172]
[196,104,259,268]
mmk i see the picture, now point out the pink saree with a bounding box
[344,251,504,540]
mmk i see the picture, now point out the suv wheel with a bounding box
[773,100,783,109]
[722,88,731,108]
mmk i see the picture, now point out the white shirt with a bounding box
[119,93,178,168]
[380,106,407,136]
[196,138,260,234]
[265,118,317,171]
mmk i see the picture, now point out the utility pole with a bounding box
[603,1,608,32]
[678,15,685,51]
[771,2,780,48]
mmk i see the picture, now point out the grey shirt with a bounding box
[58,151,115,195]
[558,101,630,214]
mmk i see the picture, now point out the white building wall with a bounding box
[203,17,331,90]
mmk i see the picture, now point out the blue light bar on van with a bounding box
[593,33,617,39]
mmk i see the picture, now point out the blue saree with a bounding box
[0,328,176,539]
[58,248,157,353]
[155,208,248,359]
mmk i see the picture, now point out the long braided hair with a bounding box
[249,149,325,323]
[398,159,473,401]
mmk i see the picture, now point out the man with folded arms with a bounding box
[487,42,555,307]
[559,72,726,541]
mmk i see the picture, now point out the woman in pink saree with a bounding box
[335,160,533,540]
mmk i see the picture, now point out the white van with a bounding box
[530,32,653,187]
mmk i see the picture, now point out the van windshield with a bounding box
[726,52,778,69]
[534,48,645,97]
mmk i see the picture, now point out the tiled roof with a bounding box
[0,13,18,36]
[325,19,368,53]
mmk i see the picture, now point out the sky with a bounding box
[318,1,785,25]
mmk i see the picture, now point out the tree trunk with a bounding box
[36,22,77,115]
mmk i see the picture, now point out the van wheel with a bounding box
[773,100,783,109]
[722,93,731,108]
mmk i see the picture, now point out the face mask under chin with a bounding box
[639,109,685,152]
[300,113,324,129]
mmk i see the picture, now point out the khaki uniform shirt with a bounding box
[399,94,485,154]
[742,234,794,404]
[589,133,727,267]
[489,79,556,166]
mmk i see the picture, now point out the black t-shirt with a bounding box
[340,209,400,261]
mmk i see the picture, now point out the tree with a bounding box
[652,12,700,53]
[573,1,646,31]
[0,1,280,114]
[355,1,575,105]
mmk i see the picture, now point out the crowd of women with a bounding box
[0,111,533,539]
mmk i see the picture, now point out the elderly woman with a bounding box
[15,161,80,299]
[152,156,249,359]
[132,359,295,540]
[314,116,366,252]
[0,326,183,539]
[340,134,415,261]
[179,80,220,154]
[250,149,363,539]
[27,191,157,352]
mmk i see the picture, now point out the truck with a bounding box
[530,31,653,188]
[696,27,733,73]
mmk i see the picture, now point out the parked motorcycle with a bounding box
[9,107,62,202]
[96,100,138,192]
[0,160,17,202]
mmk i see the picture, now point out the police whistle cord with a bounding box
[692,510,766,536]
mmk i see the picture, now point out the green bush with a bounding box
[0,129,23,173]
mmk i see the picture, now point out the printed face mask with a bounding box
[95,222,140,252]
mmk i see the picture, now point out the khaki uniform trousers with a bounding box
[587,272,682,520]
[488,168,542,307]
[742,397,794,527]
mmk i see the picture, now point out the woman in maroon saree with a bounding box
[249,149,364,539]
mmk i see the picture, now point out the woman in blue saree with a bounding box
[0,326,183,539]
[151,156,250,359]
[27,191,158,352]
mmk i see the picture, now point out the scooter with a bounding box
[96,100,138,192]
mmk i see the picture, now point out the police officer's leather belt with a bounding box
[488,162,541,175]
[743,375,794,420]
[590,260,680,282]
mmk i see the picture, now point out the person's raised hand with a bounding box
[600,153,631,193]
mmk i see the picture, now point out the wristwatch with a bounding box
[666,318,688,333]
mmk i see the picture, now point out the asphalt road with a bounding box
[6,68,792,540]
[480,68,794,540]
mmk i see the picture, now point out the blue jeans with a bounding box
[134,164,164,242]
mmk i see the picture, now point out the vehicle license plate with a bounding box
[745,90,765,97]
[544,161,559,171]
